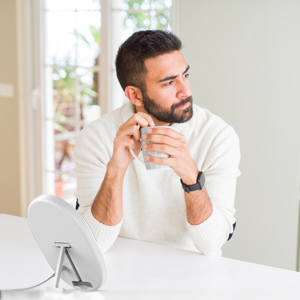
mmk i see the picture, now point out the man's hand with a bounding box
[91,112,154,226]
[109,112,155,171]
[143,127,199,184]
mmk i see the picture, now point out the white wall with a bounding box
[180,0,300,271]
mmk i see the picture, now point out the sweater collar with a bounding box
[120,101,190,134]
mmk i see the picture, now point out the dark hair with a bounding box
[115,30,182,92]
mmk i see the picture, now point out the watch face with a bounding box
[199,172,205,189]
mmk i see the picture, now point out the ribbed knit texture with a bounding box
[74,102,241,255]
[81,207,123,253]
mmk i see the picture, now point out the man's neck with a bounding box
[153,119,172,127]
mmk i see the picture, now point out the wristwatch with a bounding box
[181,171,205,193]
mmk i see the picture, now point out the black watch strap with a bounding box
[181,171,205,193]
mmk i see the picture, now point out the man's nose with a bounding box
[177,80,191,99]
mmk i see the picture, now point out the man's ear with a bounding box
[124,86,143,107]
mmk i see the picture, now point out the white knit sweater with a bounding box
[74,102,241,255]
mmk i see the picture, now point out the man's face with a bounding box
[141,50,193,124]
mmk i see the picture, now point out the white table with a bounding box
[0,214,300,300]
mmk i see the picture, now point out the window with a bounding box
[43,1,102,203]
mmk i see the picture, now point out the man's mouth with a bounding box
[177,102,190,109]
[173,96,192,110]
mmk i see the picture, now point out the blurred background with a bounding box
[1,0,174,206]
[0,0,300,272]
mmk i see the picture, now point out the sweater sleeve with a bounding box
[74,125,122,253]
[186,125,241,256]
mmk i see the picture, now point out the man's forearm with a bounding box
[185,187,213,225]
[181,166,213,225]
[91,162,126,226]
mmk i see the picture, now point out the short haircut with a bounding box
[115,30,182,92]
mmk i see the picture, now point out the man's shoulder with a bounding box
[78,104,128,140]
[192,104,231,131]
[191,104,239,147]
[88,104,126,129]
[191,104,240,163]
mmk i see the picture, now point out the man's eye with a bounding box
[184,73,190,78]
[165,80,174,86]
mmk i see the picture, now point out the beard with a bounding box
[142,91,193,124]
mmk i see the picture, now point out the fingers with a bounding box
[143,143,178,157]
[117,112,155,145]
[117,124,140,141]
[111,113,152,169]
[121,112,155,130]
[147,127,183,139]
[136,112,155,128]
[146,155,175,167]
[143,133,183,148]
[142,127,188,169]
[143,143,188,168]
[115,135,140,150]
[143,127,185,146]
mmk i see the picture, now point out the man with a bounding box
[74,30,240,256]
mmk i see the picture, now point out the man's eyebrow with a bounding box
[158,65,190,83]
